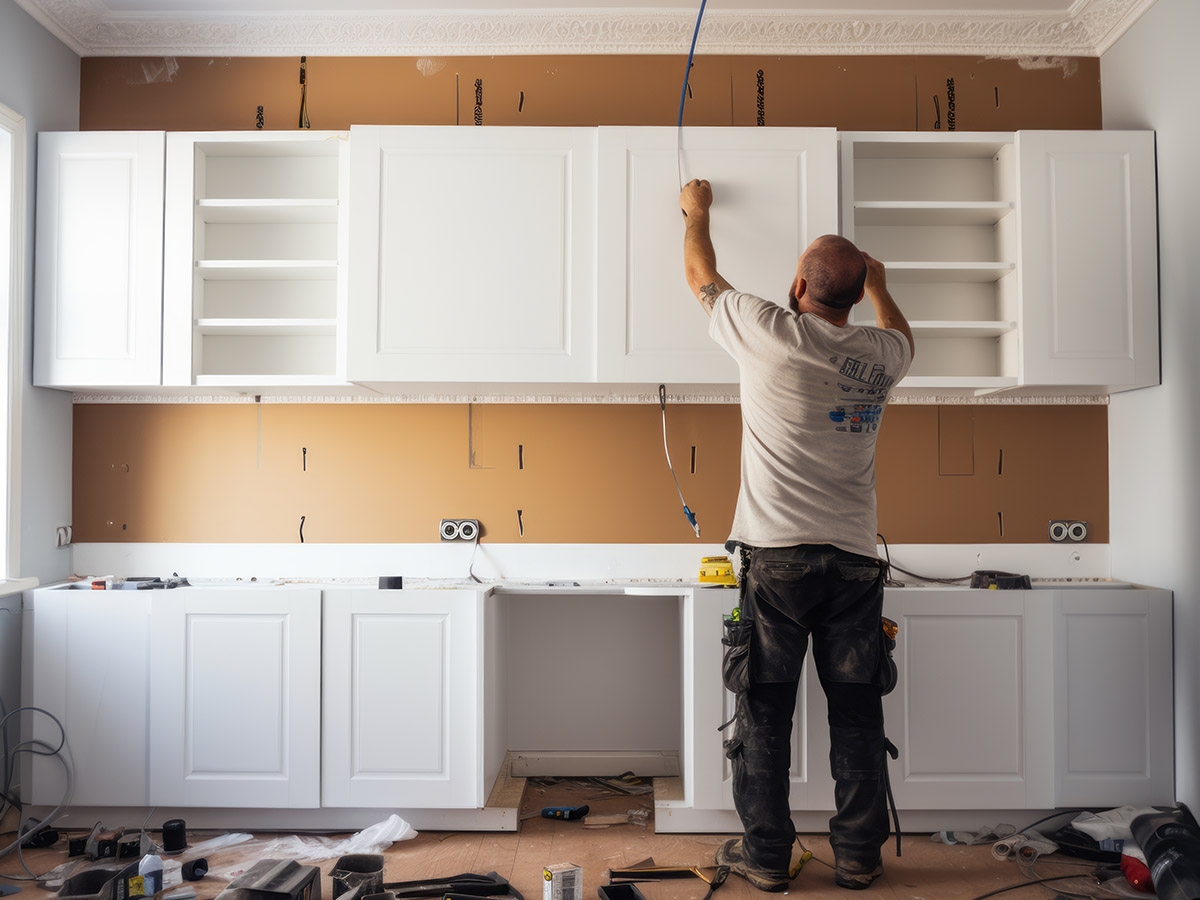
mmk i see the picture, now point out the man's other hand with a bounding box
[862,251,887,295]
[680,178,713,219]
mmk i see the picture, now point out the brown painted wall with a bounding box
[80,55,1101,132]
[73,403,1108,544]
[74,53,1108,545]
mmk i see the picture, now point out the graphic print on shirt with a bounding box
[829,403,884,434]
[835,355,896,397]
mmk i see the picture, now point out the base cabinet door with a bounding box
[148,589,321,808]
[598,127,838,384]
[321,589,484,808]
[688,590,833,814]
[34,131,165,388]
[26,589,152,806]
[347,126,596,384]
[1054,589,1173,806]
[1017,130,1158,389]
[882,591,1053,809]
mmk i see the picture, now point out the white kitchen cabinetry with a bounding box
[842,133,1020,390]
[321,588,486,809]
[1017,131,1158,389]
[841,131,1158,391]
[882,590,1054,809]
[1053,589,1173,807]
[347,126,597,385]
[163,132,349,386]
[23,588,152,806]
[34,132,165,388]
[148,589,321,808]
[598,127,839,384]
[688,589,834,814]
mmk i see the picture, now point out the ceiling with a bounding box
[13,0,1158,58]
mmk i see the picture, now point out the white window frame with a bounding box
[0,101,26,582]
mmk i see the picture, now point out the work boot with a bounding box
[716,838,790,892]
[834,862,883,891]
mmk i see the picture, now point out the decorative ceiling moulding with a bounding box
[15,0,1158,58]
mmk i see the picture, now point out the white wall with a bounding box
[0,0,78,584]
[1102,0,1200,810]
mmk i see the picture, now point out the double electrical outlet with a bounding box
[1048,520,1088,542]
[440,518,480,542]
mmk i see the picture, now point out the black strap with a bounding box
[883,738,902,857]
[698,867,730,900]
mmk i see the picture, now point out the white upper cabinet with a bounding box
[347,126,597,385]
[598,127,839,384]
[163,131,350,387]
[35,132,164,388]
[1017,131,1158,390]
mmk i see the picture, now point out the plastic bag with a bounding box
[216,815,416,873]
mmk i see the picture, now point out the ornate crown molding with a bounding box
[15,0,1157,58]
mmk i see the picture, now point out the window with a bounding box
[0,102,26,580]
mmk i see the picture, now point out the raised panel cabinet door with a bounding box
[882,591,1053,809]
[148,590,321,808]
[597,127,838,384]
[26,589,152,806]
[1017,131,1158,388]
[321,589,484,809]
[687,590,834,813]
[1053,589,1173,807]
[347,126,596,384]
[34,132,164,387]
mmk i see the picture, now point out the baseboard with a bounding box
[508,750,681,778]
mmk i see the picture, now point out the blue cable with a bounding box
[676,0,709,190]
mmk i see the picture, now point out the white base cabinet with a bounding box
[321,588,485,809]
[148,589,322,808]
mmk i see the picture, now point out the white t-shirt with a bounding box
[709,289,912,559]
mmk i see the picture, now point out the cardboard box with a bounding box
[543,864,582,900]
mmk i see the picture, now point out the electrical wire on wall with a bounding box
[676,0,709,192]
[660,385,700,538]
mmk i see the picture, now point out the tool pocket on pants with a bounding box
[878,617,898,695]
[721,617,753,695]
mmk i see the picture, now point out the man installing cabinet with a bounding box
[679,178,914,892]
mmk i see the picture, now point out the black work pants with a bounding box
[725,544,890,876]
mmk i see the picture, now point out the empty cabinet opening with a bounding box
[499,593,683,778]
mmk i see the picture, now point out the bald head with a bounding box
[798,235,867,310]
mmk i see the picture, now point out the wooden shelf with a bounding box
[196,260,338,280]
[197,199,339,224]
[898,375,1019,389]
[883,262,1016,283]
[195,318,337,336]
[195,374,345,387]
[854,201,1014,226]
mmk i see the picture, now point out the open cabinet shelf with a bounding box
[165,131,349,386]
[842,132,1019,387]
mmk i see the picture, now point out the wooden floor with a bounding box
[1,780,1107,900]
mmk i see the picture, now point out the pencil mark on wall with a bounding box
[299,515,306,543]
[302,447,307,472]
[518,444,524,470]
[517,509,524,537]
[933,94,942,130]
[998,448,1003,475]
[756,69,765,125]
[518,90,525,112]
[946,77,956,130]
[474,78,483,125]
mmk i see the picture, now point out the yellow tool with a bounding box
[699,556,737,585]
[789,839,814,878]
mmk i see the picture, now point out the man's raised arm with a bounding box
[680,179,734,317]
[862,252,915,358]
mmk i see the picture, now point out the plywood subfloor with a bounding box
[1,789,1108,900]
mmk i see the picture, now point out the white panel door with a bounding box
[34,131,164,387]
[27,589,152,806]
[687,590,834,813]
[347,126,596,384]
[322,589,484,808]
[597,127,838,384]
[1017,131,1158,388]
[883,591,1053,809]
[1054,589,1173,807]
[149,590,321,808]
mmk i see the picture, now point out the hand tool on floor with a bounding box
[542,805,589,820]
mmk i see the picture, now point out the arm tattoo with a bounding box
[699,281,720,312]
